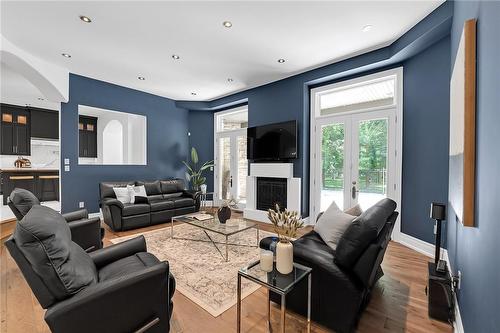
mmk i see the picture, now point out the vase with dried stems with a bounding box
[267,204,303,274]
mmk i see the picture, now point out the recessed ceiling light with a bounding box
[38,97,45,101]
[222,21,232,28]
[191,92,197,96]
[227,78,234,82]
[362,24,373,32]
[172,54,180,60]
[79,15,92,23]
[277,58,285,63]
[138,76,146,81]
[61,53,71,58]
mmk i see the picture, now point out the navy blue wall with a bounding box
[188,111,215,192]
[446,1,500,332]
[187,38,451,245]
[401,36,450,245]
[61,74,189,213]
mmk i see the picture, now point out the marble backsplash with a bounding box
[0,139,59,169]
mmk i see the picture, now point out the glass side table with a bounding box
[199,191,214,210]
[237,260,312,333]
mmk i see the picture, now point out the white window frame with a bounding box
[213,105,248,206]
[309,67,403,240]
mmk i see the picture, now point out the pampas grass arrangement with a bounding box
[267,204,303,242]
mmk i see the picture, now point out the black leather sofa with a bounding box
[100,179,200,231]
[8,188,104,252]
[5,205,175,333]
[260,198,398,333]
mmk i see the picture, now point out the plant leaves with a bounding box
[191,147,199,164]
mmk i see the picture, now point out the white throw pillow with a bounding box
[314,201,356,251]
[113,187,131,204]
[128,185,147,204]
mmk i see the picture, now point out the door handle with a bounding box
[351,181,358,199]
[230,175,233,187]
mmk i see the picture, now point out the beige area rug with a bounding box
[110,223,274,317]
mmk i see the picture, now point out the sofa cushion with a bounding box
[98,252,160,282]
[149,200,175,212]
[9,188,40,217]
[314,201,356,251]
[100,182,134,199]
[13,206,97,300]
[147,194,164,202]
[121,203,150,217]
[161,179,185,194]
[136,180,162,196]
[335,198,397,268]
[171,197,195,208]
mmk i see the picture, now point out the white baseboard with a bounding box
[88,212,102,219]
[393,232,463,333]
[443,252,464,333]
[393,231,444,258]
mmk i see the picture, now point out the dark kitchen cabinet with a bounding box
[1,105,31,155]
[1,170,59,205]
[79,115,97,158]
[31,109,59,139]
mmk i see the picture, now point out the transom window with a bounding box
[319,77,395,116]
[216,106,248,132]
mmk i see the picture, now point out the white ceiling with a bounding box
[1,1,443,102]
[0,63,60,110]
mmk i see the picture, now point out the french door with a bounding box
[313,108,397,215]
[215,129,247,208]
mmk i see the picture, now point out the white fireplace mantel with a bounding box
[244,163,301,223]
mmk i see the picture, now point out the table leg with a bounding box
[307,274,311,333]
[226,235,229,262]
[280,294,286,333]
[170,217,174,238]
[267,289,272,332]
[257,226,260,247]
[237,274,242,333]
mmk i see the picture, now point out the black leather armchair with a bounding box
[260,199,398,333]
[8,188,104,252]
[5,206,175,333]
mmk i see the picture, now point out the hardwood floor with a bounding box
[0,219,453,333]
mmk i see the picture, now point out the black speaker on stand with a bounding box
[427,202,454,322]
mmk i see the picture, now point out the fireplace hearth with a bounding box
[256,177,287,211]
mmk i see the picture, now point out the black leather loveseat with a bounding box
[100,179,200,231]
[260,198,398,333]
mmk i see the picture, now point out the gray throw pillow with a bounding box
[14,206,97,300]
[314,201,356,251]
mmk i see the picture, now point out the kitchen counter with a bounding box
[1,168,59,172]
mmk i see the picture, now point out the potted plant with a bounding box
[183,147,214,191]
[218,197,239,223]
[267,204,303,274]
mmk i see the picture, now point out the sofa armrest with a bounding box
[89,236,146,269]
[45,262,171,333]
[182,190,201,200]
[100,198,124,209]
[62,209,89,222]
[68,217,102,252]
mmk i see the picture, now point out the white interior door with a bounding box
[215,130,247,208]
[314,108,397,216]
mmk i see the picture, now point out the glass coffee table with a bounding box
[171,212,259,262]
[237,260,312,333]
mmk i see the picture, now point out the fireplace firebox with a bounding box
[256,177,287,211]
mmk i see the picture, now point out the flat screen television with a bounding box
[247,120,297,161]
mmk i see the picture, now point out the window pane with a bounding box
[2,113,13,123]
[219,137,231,200]
[216,109,248,132]
[17,115,27,125]
[320,78,394,116]
[357,118,388,210]
[321,123,345,211]
[237,135,247,203]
